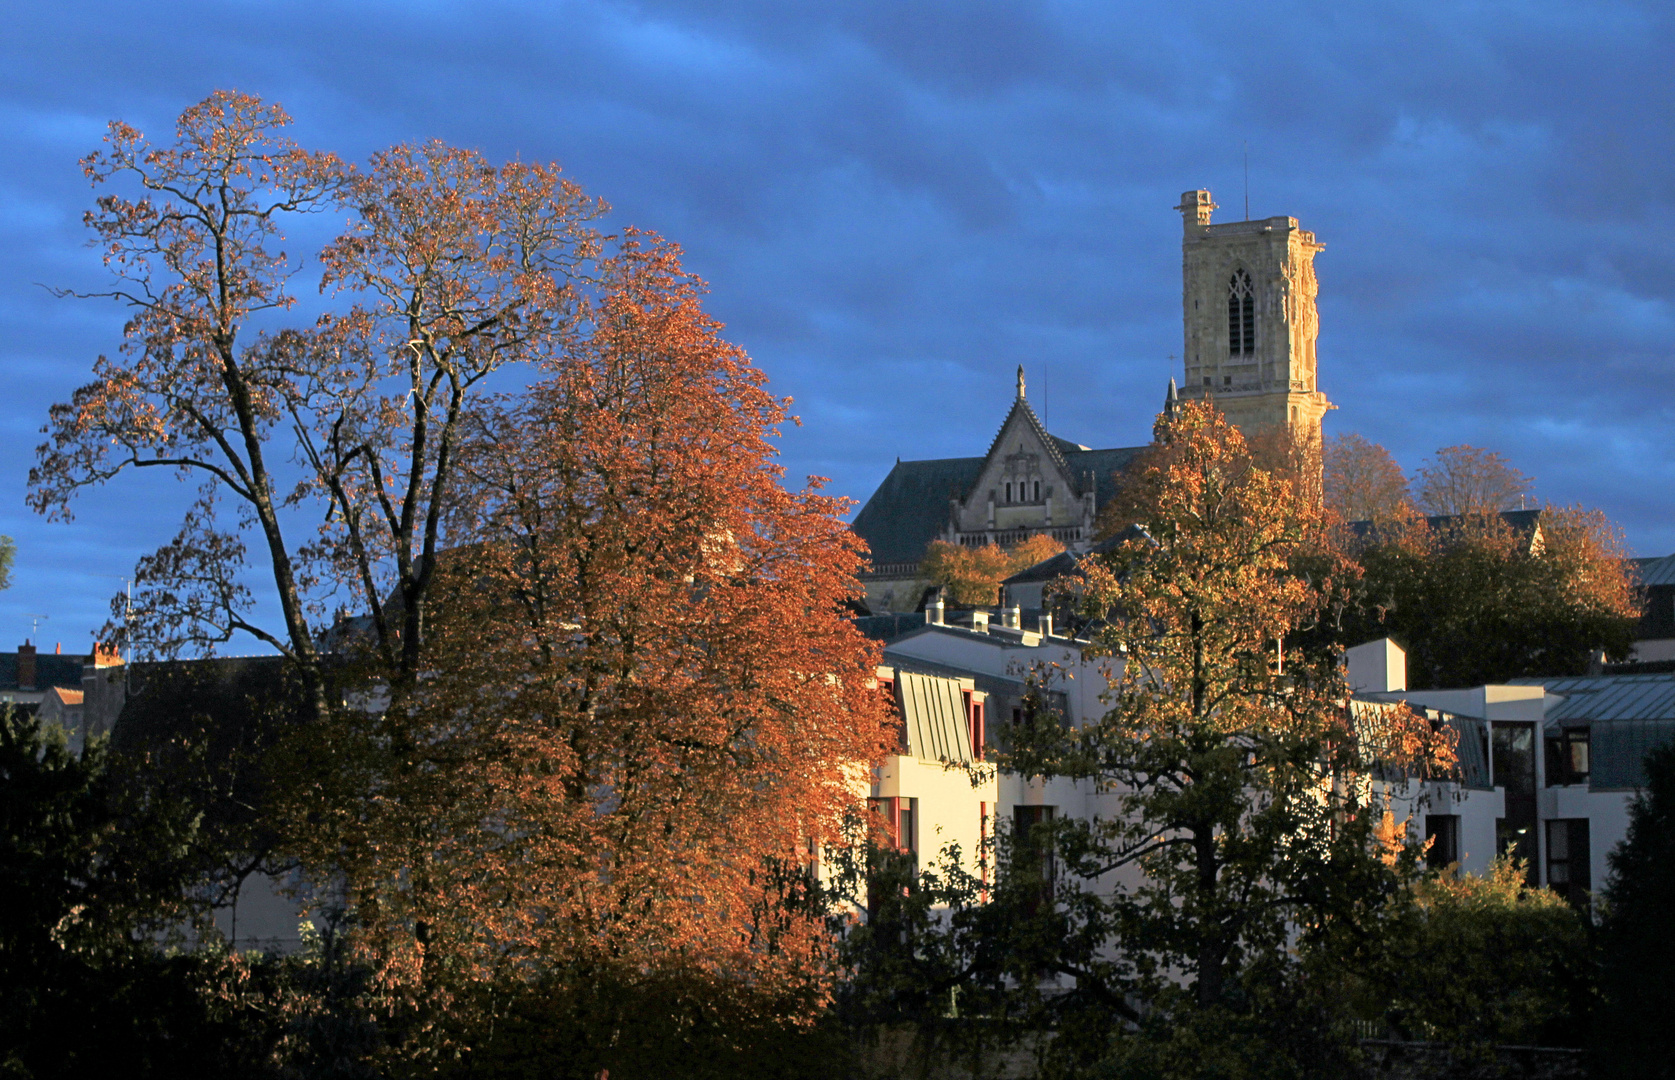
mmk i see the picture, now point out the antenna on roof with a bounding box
[23,614,46,642]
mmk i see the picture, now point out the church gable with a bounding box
[951,369,1085,540]
[966,406,1072,520]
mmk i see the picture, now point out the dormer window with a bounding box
[1005,481,1013,503]
[1228,269,1254,356]
[1033,479,1040,502]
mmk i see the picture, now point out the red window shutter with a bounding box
[867,796,900,851]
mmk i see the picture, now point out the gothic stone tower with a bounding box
[1176,189,1331,441]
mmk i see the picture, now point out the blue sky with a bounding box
[2,0,1672,651]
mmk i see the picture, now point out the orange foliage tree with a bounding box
[31,92,891,1065]
[292,234,893,1055]
[1004,402,1454,1073]
[919,533,1063,607]
[1324,432,1412,523]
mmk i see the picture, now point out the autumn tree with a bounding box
[277,238,892,1064]
[919,533,1063,607]
[30,91,606,715]
[1324,432,1411,522]
[1333,506,1638,687]
[1413,444,1532,516]
[1005,402,1453,1077]
[34,92,892,1068]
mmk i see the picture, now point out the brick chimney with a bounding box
[18,641,36,691]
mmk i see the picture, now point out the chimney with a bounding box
[929,596,945,626]
[93,641,122,668]
[17,641,36,691]
[1006,605,1021,629]
[1345,637,1406,694]
[1037,614,1054,638]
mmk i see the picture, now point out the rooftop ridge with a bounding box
[982,397,1071,475]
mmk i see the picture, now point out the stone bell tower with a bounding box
[1175,189,1331,441]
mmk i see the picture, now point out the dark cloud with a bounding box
[0,0,1671,649]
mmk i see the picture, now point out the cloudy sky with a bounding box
[2,0,1672,651]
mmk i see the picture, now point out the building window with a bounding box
[1228,269,1255,356]
[866,796,917,916]
[1032,479,1040,502]
[1546,818,1591,906]
[1005,481,1013,503]
[964,691,985,761]
[879,678,906,755]
[1013,805,1057,906]
[1493,722,1538,884]
[868,796,917,856]
[1545,728,1590,787]
[1425,814,1460,870]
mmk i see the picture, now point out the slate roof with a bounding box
[883,649,1068,745]
[109,656,315,836]
[0,651,90,692]
[1508,673,1675,724]
[1630,553,1675,588]
[1343,508,1545,545]
[883,651,1029,698]
[853,612,930,644]
[851,443,1147,568]
[1507,673,1675,790]
[851,456,987,566]
[1001,525,1152,586]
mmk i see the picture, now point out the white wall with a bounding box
[875,753,998,877]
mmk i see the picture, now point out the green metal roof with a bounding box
[896,670,975,765]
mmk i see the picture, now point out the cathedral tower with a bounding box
[1175,189,1331,441]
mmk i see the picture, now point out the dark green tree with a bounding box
[1329,858,1594,1056]
[1595,744,1675,1079]
[1328,507,1637,687]
[0,707,265,1077]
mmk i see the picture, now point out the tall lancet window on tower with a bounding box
[1228,269,1255,356]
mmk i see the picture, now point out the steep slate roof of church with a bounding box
[852,425,1148,568]
[852,456,989,565]
[1343,508,1546,547]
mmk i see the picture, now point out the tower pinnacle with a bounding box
[1016,364,1026,400]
